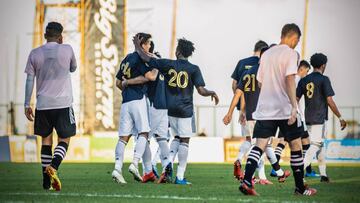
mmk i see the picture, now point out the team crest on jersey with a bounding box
[159,74,165,80]
[245,65,252,69]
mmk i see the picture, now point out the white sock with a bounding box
[265,144,277,165]
[142,141,152,174]
[169,138,180,162]
[152,147,161,166]
[317,145,327,176]
[304,143,321,169]
[157,137,170,169]
[133,135,147,168]
[258,155,266,180]
[275,169,284,176]
[237,141,251,161]
[115,139,127,172]
[176,142,189,180]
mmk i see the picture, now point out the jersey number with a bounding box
[243,74,256,92]
[168,69,189,88]
[120,62,131,78]
[306,82,314,99]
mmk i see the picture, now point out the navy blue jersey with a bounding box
[147,58,205,118]
[231,56,259,110]
[147,73,167,109]
[297,72,335,125]
[116,52,149,103]
[237,64,260,121]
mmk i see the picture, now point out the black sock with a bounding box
[41,145,52,189]
[275,143,285,162]
[291,150,305,192]
[51,142,68,170]
[243,146,263,187]
[302,144,312,173]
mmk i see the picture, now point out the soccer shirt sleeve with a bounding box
[147,58,172,73]
[116,60,125,81]
[231,61,241,81]
[323,77,335,97]
[69,46,77,72]
[285,50,298,76]
[192,66,206,87]
[24,51,35,76]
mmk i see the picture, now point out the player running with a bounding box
[24,22,77,191]
[297,53,347,183]
[133,36,219,185]
[223,47,288,185]
[239,23,317,196]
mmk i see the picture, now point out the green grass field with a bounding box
[0,163,359,203]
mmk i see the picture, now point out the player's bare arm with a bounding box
[223,88,243,125]
[196,86,219,105]
[327,96,347,130]
[285,74,297,125]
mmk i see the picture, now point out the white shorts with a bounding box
[307,121,327,143]
[118,96,150,136]
[241,120,256,137]
[148,104,169,138]
[169,116,196,138]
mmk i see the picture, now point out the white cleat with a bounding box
[129,163,143,182]
[112,169,127,184]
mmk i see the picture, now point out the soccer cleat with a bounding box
[239,183,258,196]
[305,170,320,178]
[152,165,160,179]
[320,176,330,183]
[258,179,273,185]
[294,187,317,196]
[45,165,61,191]
[233,160,244,181]
[142,171,157,183]
[128,163,143,182]
[112,169,127,184]
[270,169,277,177]
[174,177,192,185]
[158,163,173,183]
[278,170,291,183]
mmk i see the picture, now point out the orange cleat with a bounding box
[233,160,244,181]
[142,171,156,183]
[278,170,291,183]
[239,183,259,196]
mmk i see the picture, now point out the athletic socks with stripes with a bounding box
[275,143,285,162]
[243,146,263,187]
[41,145,52,189]
[290,150,305,193]
[50,142,68,170]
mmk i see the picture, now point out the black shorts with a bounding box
[278,129,309,139]
[34,107,76,138]
[253,119,304,142]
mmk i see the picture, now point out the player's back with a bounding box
[232,56,259,81]
[117,52,148,104]
[297,72,334,124]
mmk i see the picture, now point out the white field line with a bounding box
[0,192,316,203]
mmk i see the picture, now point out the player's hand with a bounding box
[223,114,232,125]
[121,76,128,89]
[239,112,246,125]
[25,107,34,121]
[340,118,347,130]
[211,92,219,105]
[132,34,142,51]
[288,107,297,125]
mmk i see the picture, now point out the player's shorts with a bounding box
[307,121,327,143]
[277,119,308,139]
[240,120,256,137]
[118,96,150,136]
[35,107,76,138]
[168,115,196,138]
[147,102,168,138]
[253,119,304,142]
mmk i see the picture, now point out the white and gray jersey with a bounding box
[24,42,77,110]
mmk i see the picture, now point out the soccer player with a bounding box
[24,22,77,191]
[297,53,347,183]
[111,33,153,184]
[133,36,219,185]
[223,47,287,185]
[230,41,268,180]
[239,23,317,196]
[271,60,318,178]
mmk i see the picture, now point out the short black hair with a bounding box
[177,38,195,58]
[45,22,63,38]
[281,23,301,38]
[259,47,269,57]
[298,60,310,70]
[137,32,152,46]
[149,41,155,53]
[310,53,327,69]
[254,40,268,52]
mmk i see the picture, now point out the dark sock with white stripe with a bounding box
[41,145,52,189]
[302,144,312,173]
[291,151,305,193]
[275,143,285,162]
[243,146,263,187]
[51,142,68,170]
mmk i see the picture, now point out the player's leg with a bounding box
[302,134,319,177]
[169,116,180,162]
[303,125,323,173]
[234,122,252,180]
[151,145,161,178]
[317,122,329,182]
[141,138,157,183]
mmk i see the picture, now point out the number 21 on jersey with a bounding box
[243,74,256,92]
[168,69,189,88]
